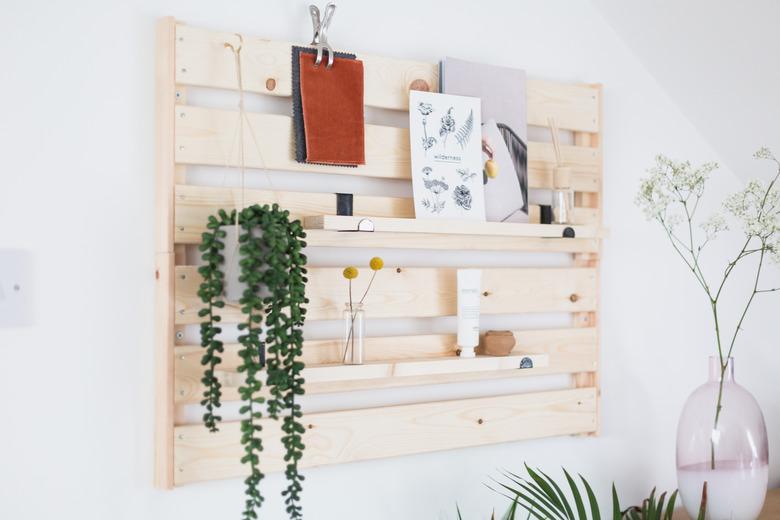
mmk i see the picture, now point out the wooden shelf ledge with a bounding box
[305,353,549,384]
[206,353,550,396]
[304,215,607,240]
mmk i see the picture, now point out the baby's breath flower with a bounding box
[724,179,780,238]
[635,155,718,223]
[767,238,780,264]
[700,214,729,240]
[342,266,358,280]
[754,147,776,161]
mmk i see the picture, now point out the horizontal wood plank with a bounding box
[175,184,414,243]
[174,328,598,402]
[173,387,598,484]
[175,105,410,179]
[174,266,598,325]
[175,104,601,189]
[175,24,438,113]
[175,24,600,131]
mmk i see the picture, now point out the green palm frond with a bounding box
[486,465,707,520]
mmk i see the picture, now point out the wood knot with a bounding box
[307,424,314,430]
[569,293,579,303]
[409,79,430,92]
[396,267,402,273]
[265,78,277,91]
[482,291,490,297]
[477,418,484,425]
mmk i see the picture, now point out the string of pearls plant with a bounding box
[198,205,308,520]
[636,148,780,468]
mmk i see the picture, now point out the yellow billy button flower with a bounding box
[369,256,384,271]
[342,266,359,280]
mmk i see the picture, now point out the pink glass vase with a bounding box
[676,357,769,519]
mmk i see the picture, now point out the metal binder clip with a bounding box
[309,3,336,69]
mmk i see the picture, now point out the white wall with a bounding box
[591,0,780,181]
[1,1,778,519]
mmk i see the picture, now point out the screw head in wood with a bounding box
[477,418,484,425]
[265,78,277,91]
[482,291,490,297]
[396,267,402,273]
[570,293,579,303]
[175,331,184,340]
[409,79,430,92]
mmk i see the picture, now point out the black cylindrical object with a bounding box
[540,205,553,224]
[336,193,354,216]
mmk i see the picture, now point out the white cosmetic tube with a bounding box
[457,269,481,358]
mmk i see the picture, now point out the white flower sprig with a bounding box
[637,148,780,469]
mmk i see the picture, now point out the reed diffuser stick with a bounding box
[548,116,562,166]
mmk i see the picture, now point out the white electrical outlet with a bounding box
[0,249,34,327]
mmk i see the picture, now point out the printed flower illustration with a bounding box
[421,168,448,214]
[420,119,436,154]
[424,177,449,195]
[439,107,456,147]
[458,168,476,182]
[417,102,433,115]
[453,184,473,210]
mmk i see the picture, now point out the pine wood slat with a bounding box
[302,229,601,253]
[154,16,178,490]
[175,105,411,180]
[174,266,598,325]
[304,215,605,238]
[174,328,598,403]
[174,104,601,189]
[174,24,600,132]
[175,24,437,113]
[173,387,598,484]
[175,351,553,402]
[174,184,414,244]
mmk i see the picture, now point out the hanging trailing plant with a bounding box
[197,204,308,520]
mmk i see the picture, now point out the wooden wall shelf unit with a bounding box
[155,17,604,489]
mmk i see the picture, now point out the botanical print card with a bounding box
[409,90,485,221]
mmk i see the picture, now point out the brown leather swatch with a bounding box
[299,52,365,165]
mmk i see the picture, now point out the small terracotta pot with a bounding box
[476,330,516,356]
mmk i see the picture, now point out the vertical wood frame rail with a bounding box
[155,17,604,488]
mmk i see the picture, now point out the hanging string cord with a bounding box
[221,34,274,296]
[223,34,273,216]
[224,36,246,228]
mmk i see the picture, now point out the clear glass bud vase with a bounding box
[676,357,768,520]
[342,302,364,365]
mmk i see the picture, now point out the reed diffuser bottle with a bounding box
[547,117,574,225]
[552,166,574,225]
